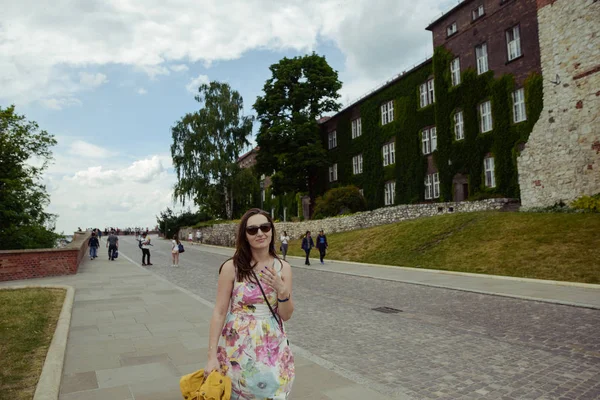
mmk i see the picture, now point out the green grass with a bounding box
[285,212,600,283]
[0,288,65,400]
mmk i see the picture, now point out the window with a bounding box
[351,118,362,139]
[382,142,395,166]
[329,164,338,182]
[384,181,396,206]
[472,4,484,20]
[422,127,437,155]
[352,154,363,175]
[476,43,488,75]
[447,22,457,37]
[381,101,394,125]
[433,173,440,198]
[420,79,435,108]
[450,58,461,86]
[479,101,493,133]
[424,175,433,200]
[512,88,527,123]
[484,157,496,188]
[328,131,337,149]
[506,25,522,61]
[454,111,464,140]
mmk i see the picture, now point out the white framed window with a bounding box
[479,101,493,133]
[382,142,396,166]
[328,131,337,149]
[420,79,435,108]
[476,43,488,75]
[447,22,457,37]
[329,163,338,182]
[450,58,461,86]
[433,173,440,199]
[424,175,433,200]
[351,118,362,139]
[381,101,394,125]
[422,127,437,154]
[384,181,396,206]
[484,157,496,188]
[506,25,522,61]
[472,4,484,20]
[352,154,363,175]
[512,88,527,123]
[454,111,464,140]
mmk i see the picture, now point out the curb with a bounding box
[0,284,74,400]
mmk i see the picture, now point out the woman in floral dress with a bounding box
[204,208,295,399]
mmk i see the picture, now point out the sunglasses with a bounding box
[246,223,272,236]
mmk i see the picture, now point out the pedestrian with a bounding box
[88,232,99,260]
[280,230,290,260]
[171,234,181,267]
[316,229,328,265]
[204,208,295,399]
[301,231,314,266]
[140,232,152,266]
[106,230,118,261]
[196,230,203,244]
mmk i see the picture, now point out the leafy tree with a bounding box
[254,53,342,216]
[171,81,254,219]
[313,185,367,219]
[0,105,60,249]
[156,207,212,239]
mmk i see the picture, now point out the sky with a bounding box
[1,0,456,234]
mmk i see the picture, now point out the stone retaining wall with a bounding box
[0,231,90,282]
[179,198,513,247]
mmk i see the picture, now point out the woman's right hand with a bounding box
[204,357,220,377]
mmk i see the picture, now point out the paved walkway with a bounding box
[0,254,392,400]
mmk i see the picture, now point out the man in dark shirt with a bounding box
[316,230,328,265]
[106,230,119,261]
[88,232,99,260]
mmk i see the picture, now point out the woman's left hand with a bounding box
[261,265,285,293]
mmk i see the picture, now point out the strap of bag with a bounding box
[251,270,283,332]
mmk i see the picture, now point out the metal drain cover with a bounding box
[372,306,402,314]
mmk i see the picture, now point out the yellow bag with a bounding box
[180,369,232,400]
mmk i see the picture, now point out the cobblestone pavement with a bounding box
[121,236,600,399]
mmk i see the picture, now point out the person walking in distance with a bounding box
[140,232,152,266]
[301,231,314,266]
[316,229,328,265]
[88,232,99,260]
[106,230,118,261]
[280,230,290,261]
[171,234,181,267]
[204,208,295,398]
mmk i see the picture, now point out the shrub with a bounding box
[312,185,367,219]
[571,193,600,213]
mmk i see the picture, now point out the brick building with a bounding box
[318,0,543,208]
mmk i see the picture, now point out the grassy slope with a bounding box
[0,288,65,400]
[285,212,600,284]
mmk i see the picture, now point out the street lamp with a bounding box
[260,180,264,210]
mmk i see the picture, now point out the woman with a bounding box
[171,234,181,267]
[301,231,314,266]
[140,233,152,266]
[280,230,290,261]
[204,208,295,399]
[316,230,328,265]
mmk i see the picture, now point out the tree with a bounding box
[156,207,211,239]
[171,81,254,219]
[0,105,60,249]
[253,53,342,216]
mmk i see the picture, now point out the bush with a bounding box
[571,193,600,213]
[312,185,367,219]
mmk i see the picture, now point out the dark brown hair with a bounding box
[220,208,280,282]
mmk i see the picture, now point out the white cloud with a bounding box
[186,74,210,94]
[79,72,108,87]
[65,155,166,187]
[68,140,113,159]
[137,88,147,95]
[0,0,451,108]
[170,64,189,72]
[39,97,82,110]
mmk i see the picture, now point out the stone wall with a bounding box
[517,0,600,208]
[179,198,513,247]
[0,231,90,282]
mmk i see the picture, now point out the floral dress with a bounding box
[217,259,295,399]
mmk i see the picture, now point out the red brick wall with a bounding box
[430,0,541,86]
[0,232,90,282]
